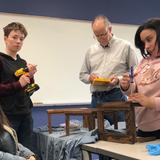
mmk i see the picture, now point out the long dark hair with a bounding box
[135,18,160,58]
[0,106,9,134]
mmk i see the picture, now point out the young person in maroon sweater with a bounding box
[0,22,37,150]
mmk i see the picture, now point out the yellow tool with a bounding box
[25,83,40,96]
[15,67,40,95]
[15,67,29,77]
[92,77,111,85]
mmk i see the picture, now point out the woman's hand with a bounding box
[128,93,155,109]
[119,73,130,91]
[26,155,36,160]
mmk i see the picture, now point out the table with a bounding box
[33,126,97,160]
[81,140,160,160]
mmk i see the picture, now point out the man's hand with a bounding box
[89,73,99,83]
[120,73,130,91]
[109,75,119,86]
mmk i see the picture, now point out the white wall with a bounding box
[0,13,140,105]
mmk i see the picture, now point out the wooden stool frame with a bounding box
[96,101,155,144]
[47,108,96,136]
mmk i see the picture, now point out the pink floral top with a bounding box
[125,57,160,131]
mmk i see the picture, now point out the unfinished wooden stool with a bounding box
[96,101,156,144]
[47,108,96,135]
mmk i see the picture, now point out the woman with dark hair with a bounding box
[135,18,160,58]
[120,18,160,138]
[0,106,37,160]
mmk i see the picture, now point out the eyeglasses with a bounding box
[95,32,108,38]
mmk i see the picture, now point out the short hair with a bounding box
[3,22,28,38]
[92,15,111,27]
[135,18,160,58]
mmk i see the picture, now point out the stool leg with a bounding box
[127,108,136,143]
[113,112,118,129]
[88,113,95,130]
[65,114,70,136]
[83,115,88,128]
[97,111,104,139]
[48,113,52,134]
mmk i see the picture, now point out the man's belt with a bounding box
[92,88,119,97]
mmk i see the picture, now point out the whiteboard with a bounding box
[0,13,140,105]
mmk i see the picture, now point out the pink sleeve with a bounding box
[154,97,160,111]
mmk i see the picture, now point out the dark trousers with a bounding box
[7,113,33,151]
[91,88,126,124]
[91,88,126,160]
[137,129,160,139]
[98,156,112,160]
